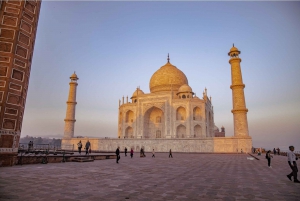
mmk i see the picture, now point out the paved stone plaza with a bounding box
[0,153,299,201]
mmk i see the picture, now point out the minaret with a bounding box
[228,45,249,137]
[63,72,79,139]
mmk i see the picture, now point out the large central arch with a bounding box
[143,106,164,138]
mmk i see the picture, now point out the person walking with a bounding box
[140,148,146,157]
[116,146,120,163]
[130,148,134,158]
[169,149,173,158]
[273,148,276,155]
[85,140,91,155]
[286,146,299,183]
[142,148,146,157]
[152,149,155,158]
[277,148,280,155]
[266,150,273,168]
[77,140,82,155]
[125,147,127,156]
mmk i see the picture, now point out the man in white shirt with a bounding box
[287,146,299,183]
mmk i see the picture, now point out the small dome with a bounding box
[178,84,192,93]
[131,88,144,98]
[230,46,238,52]
[228,45,241,56]
[70,72,78,80]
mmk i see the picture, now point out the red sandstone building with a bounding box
[0,0,41,166]
[214,126,225,137]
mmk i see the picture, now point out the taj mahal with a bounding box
[61,45,252,153]
[118,54,215,140]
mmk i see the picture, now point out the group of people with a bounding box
[265,145,299,183]
[115,147,134,163]
[77,140,91,155]
[114,147,173,163]
[273,147,280,155]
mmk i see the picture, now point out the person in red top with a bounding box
[130,148,134,158]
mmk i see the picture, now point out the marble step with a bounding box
[72,157,94,162]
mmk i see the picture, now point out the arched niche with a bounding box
[125,126,133,138]
[143,106,164,138]
[193,107,201,120]
[194,124,202,138]
[176,106,186,121]
[125,110,134,123]
[176,124,186,138]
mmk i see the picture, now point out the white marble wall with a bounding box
[118,93,215,140]
[62,136,252,153]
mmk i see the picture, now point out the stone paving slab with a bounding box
[0,153,299,201]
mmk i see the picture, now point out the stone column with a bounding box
[228,45,249,137]
[63,73,79,139]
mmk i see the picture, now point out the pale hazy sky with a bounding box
[22,1,300,151]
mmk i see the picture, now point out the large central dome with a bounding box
[149,61,188,93]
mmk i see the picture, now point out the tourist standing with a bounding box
[30,141,33,150]
[286,146,299,183]
[273,148,276,155]
[169,149,173,158]
[28,141,31,151]
[85,140,91,155]
[266,150,273,168]
[116,146,120,163]
[130,148,134,158]
[77,140,82,155]
[277,148,280,155]
[125,147,127,156]
[152,149,155,158]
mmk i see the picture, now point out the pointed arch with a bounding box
[125,126,133,138]
[176,124,186,138]
[176,106,186,121]
[143,106,164,138]
[125,110,134,123]
[193,107,201,120]
[194,124,202,138]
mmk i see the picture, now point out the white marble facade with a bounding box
[118,59,216,140]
